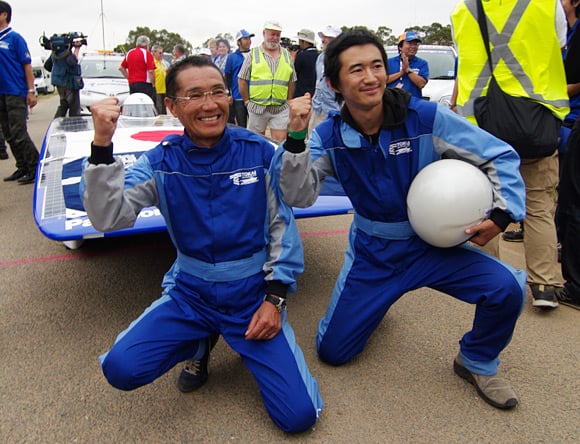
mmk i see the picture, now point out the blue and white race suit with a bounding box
[276,89,527,377]
[83,125,323,433]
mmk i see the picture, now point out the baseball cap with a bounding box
[296,29,316,44]
[263,20,283,32]
[318,25,341,39]
[398,31,422,44]
[198,48,212,56]
[236,29,255,41]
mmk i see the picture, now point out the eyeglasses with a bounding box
[169,87,230,105]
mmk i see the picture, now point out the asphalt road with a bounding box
[1,94,578,443]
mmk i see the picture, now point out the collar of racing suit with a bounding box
[340,88,411,144]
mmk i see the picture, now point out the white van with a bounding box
[32,56,55,95]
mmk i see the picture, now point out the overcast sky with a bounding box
[9,0,460,57]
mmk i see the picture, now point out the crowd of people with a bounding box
[1,0,578,435]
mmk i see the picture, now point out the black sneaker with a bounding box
[176,335,219,393]
[555,287,580,310]
[502,228,524,242]
[3,169,27,182]
[530,284,559,309]
[0,150,8,160]
[17,171,36,184]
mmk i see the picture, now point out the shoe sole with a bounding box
[453,360,518,409]
[532,299,559,309]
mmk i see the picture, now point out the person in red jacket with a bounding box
[119,35,156,103]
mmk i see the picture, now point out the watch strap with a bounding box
[264,294,286,312]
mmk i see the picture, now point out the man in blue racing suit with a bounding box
[82,56,323,434]
[276,29,526,410]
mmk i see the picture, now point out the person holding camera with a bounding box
[44,37,84,118]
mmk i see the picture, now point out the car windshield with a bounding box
[80,58,125,79]
[418,50,456,79]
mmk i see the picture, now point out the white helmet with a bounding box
[407,159,493,248]
[119,93,157,125]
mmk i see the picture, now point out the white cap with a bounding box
[318,25,341,39]
[263,20,283,32]
[198,48,212,56]
[235,29,255,41]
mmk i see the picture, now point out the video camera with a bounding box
[40,32,88,54]
[280,37,300,52]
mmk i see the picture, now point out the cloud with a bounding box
[11,0,457,56]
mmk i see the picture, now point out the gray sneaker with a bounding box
[530,284,559,309]
[454,356,518,409]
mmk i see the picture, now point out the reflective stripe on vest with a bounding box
[249,46,293,106]
[453,0,569,121]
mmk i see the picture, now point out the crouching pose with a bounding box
[276,29,527,409]
[83,56,323,433]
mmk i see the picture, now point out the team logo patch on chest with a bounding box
[389,140,412,156]
[230,170,259,186]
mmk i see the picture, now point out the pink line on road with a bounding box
[0,229,349,267]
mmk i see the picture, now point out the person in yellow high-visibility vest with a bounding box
[238,20,296,142]
[451,0,569,310]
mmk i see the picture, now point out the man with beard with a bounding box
[238,20,296,141]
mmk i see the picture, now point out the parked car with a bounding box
[78,52,129,114]
[32,56,55,94]
[386,45,457,108]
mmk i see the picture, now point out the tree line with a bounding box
[114,23,453,55]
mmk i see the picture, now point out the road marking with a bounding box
[0,229,349,267]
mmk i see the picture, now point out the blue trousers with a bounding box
[100,271,323,433]
[317,228,526,376]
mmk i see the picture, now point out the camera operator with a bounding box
[292,29,319,98]
[44,33,85,117]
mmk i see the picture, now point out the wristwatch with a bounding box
[406,69,414,75]
[264,294,287,312]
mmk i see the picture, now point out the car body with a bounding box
[78,52,130,114]
[32,56,55,94]
[33,114,352,248]
[386,45,457,107]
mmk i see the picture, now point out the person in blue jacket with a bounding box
[82,56,323,434]
[276,29,526,410]
[386,31,429,98]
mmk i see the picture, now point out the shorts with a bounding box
[248,107,290,133]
